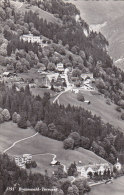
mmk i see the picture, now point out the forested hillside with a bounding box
[0,0,124,194]
[0,0,124,106]
[0,82,124,165]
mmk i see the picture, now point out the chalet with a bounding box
[56,63,64,73]
[50,160,60,166]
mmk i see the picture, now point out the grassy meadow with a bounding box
[10,0,61,24]
[0,122,35,153]
[0,122,107,175]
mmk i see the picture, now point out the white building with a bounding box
[71,88,79,94]
[56,63,64,72]
[77,163,112,178]
[23,154,32,162]
[20,33,41,43]
[98,165,105,175]
[47,73,59,82]
[86,167,95,175]
[80,167,87,177]
[115,158,122,171]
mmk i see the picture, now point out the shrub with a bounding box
[25,162,31,169]
[116,106,121,112]
[106,99,111,105]
[63,137,74,150]
[117,100,124,109]
[18,116,27,129]
[35,121,48,136]
[1,109,11,121]
[31,161,37,168]
[12,112,18,123]
[69,132,81,147]
[80,136,90,149]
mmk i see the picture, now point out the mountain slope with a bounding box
[66,0,124,70]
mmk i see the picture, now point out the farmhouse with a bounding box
[50,160,60,166]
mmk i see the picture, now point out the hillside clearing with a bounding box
[59,90,124,132]
[0,122,107,175]
[10,0,61,24]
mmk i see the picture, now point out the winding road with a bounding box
[53,88,71,104]
[31,153,67,173]
[3,132,38,154]
[3,132,68,174]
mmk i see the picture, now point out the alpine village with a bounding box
[0,0,124,195]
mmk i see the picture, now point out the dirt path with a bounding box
[32,153,56,160]
[32,153,67,172]
[3,132,38,154]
